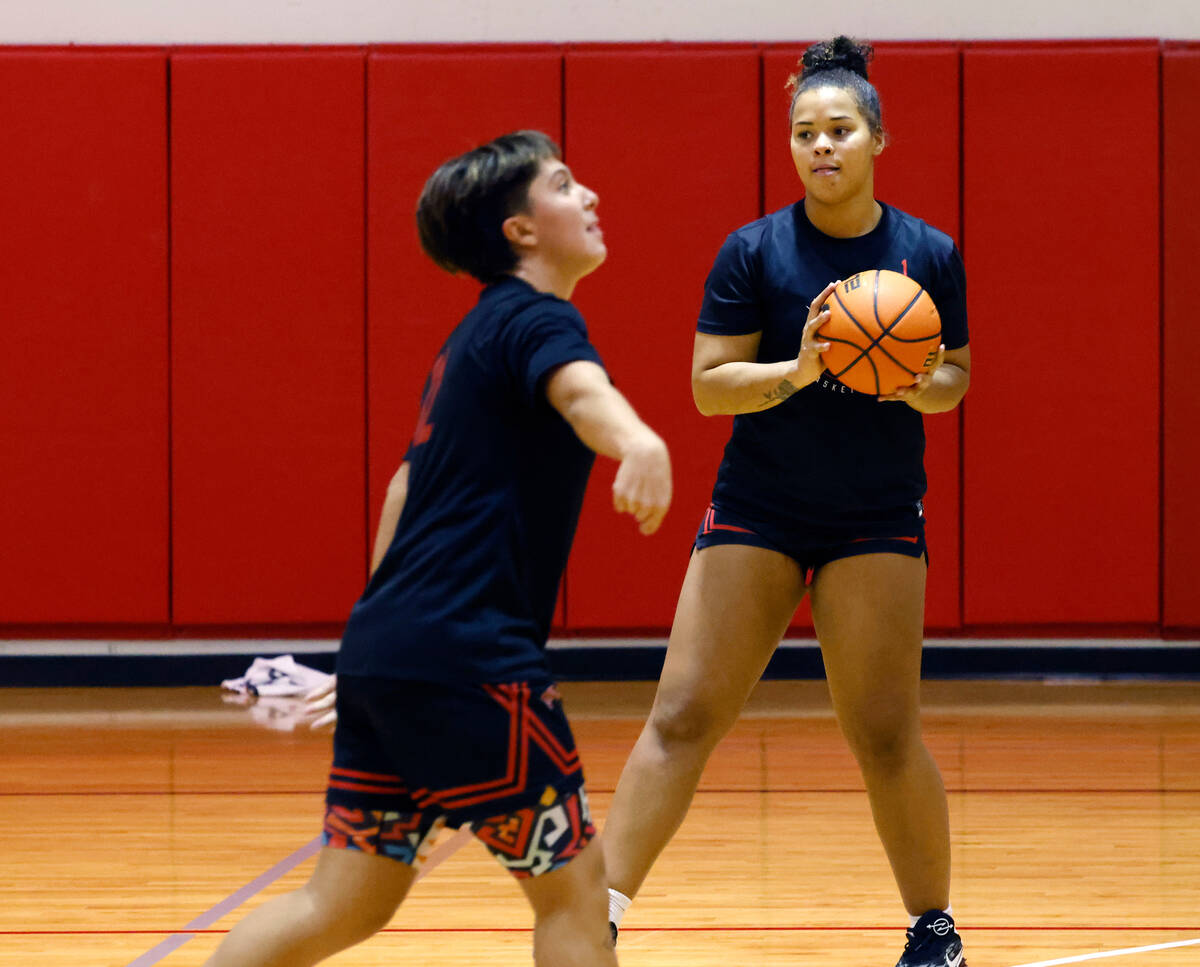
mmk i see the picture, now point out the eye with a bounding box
[794,130,812,141]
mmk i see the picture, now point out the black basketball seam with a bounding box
[831,274,881,379]
[880,289,926,340]
[871,286,936,375]
[887,329,940,343]
[832,347,881,395]
[829,274,881,395]
[833,271,896,392]
[833,279,878,345]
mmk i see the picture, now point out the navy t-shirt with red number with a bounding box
[698,201,969,527]
[336,276,604,685]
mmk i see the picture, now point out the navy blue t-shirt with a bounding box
[337,276,604,684]
[698,201,968,526]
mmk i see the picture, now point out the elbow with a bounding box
[692,376,720,417]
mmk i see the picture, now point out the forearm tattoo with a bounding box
[760,380,798,407]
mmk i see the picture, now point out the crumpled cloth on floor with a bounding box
[220,654,333,698]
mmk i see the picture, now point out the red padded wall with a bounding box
[763,45,963,631]
[171,52,366,624]
[366,50,564,623]
[1163,45,1200,630]
[564,48,759,630]
[0,52,169,623]
[962,44,1160,626]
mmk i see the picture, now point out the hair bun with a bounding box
[801,35,873,81]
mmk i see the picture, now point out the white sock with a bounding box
[909,904,953,929]
[608,889,632,927]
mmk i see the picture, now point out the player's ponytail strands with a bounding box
[786,35,884,138]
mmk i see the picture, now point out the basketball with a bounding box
[816,270,942,396]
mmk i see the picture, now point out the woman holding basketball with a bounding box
[602,36,970,967]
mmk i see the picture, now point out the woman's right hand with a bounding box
[612,431,673,536]
[792,280,837,387]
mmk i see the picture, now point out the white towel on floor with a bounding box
[220,654,332,697]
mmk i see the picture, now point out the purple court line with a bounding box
[125,835,323,967]
[415,826,474,880]
[125,827,475,967]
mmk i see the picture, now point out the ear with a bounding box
[502,212,536,252]
[872,130,886,156]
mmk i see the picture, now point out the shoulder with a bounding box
[511,294,587,339]
[483,279,586,334]
[710,205,798,279]
[884,204,958,259]
[724,204,797,252]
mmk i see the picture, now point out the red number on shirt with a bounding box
[411,351,447,447]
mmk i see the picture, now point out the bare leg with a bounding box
[809,553,950,915]
[204,847,416,967]
[602,545,806,898]
[520,836,619,966]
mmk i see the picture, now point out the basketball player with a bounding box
[204,130,671,967]
[601,38,971,967]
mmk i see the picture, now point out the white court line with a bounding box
[1010,937,1200,967]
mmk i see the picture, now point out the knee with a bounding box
[647,693,732,751]
[302,880,398,942]
[841,714,922,774]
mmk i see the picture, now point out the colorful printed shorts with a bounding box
[323,677,594,879]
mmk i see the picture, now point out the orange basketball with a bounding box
[816,270,942,396]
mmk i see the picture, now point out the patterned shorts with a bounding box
[322,676,594,879]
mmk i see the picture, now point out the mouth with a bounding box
[811,165,840,176]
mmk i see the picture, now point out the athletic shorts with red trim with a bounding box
[323,675,594,879]
[694,500,928,583]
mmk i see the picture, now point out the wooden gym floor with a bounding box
[2,678,1199,967]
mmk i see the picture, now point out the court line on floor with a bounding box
[125,827,474,967]
[125,836,323,967]
[14,925,1200,939]
[13,786,1200,797]
[1010,937,1200,967]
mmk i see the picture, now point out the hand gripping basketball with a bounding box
[816,270,942,397]
[795,280,837,386]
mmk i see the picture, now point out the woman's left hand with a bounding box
[305,674,338,731]
[879,344,944,403]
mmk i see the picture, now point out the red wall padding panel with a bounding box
[0,52,169,623]
[1163,46,1200,630]
[763,45,963,631]
[171,52,366,624]
[564,48,760,630]
[962,44,1160,625]
[366,50,565,623]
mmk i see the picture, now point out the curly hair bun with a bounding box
[801,36,873,81]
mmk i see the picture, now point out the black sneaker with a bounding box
[609,921,618,946]
[895,910,966,967]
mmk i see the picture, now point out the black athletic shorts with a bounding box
[693,500,928,584]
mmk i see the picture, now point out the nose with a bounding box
[582,185,599,209]
[813,133,833,154]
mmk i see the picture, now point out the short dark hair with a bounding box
[786,36,884,138]
[416,130,561,284]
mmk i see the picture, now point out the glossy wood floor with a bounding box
[3,679,1200,967]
